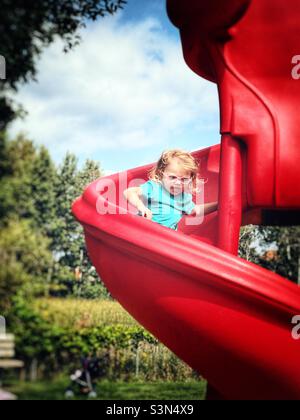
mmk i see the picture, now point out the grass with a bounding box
[33,298,138,329]
[7,379,206,401]
[19,298,202,388]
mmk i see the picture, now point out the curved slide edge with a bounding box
[72,191,300,399]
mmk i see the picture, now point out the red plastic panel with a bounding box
[167,0,300,208]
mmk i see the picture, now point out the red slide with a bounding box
[73,0,300,400]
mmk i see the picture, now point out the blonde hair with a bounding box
[148,149,200,193]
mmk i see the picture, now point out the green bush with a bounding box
[0,219,53,314]
[9,297,197,382]
[73,279,112,300]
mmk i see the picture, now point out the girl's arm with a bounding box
[191,201,218,216]
[124,187,153,219]
[203,201,219,215]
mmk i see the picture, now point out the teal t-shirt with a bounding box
[139,180,195,230]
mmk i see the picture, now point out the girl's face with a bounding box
[162,158,193,196]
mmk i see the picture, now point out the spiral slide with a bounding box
[73,0,300,400]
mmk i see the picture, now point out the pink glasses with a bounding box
[163,173,192,185]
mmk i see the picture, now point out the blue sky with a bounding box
[119,0,175,33]
[9,0,220,174]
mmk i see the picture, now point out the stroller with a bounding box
[65,357,103,399]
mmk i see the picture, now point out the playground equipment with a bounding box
[73,0,300,399]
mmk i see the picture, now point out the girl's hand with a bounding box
[124,187,153,220]
[139,205,153,220]
[191,202,218,216]
[190,205,204,217]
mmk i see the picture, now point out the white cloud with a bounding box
[9,15,219,163]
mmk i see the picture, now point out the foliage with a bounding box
[0,132,106,297]
[239,225,300,283]
[8,297,197,382]
[0,135,37,222]
[73,280,112,300]
[52,154,103,295]
[0,220,53,314]
[31,146,58,236]
[0,0,127,129]
[0,131,13,178]
[33,298,138,328]
[255,226,300,283]
[7,379,206,401]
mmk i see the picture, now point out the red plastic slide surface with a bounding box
[73,145,300,400]
[73,0,300,400]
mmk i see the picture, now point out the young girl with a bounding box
[124,149,218,231]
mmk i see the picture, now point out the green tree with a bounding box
[255,226,300,283]
[0,131,13,179]
[0,136,58,234]
[239,225,260,263]
[52,152,79,254]
[0,0,127,129]
[52,153,105,296]
[0,134,108,298]
[239,225,300,284]
[0,135,37,223]
[0,219,53,314]
[31,146,57,236]
[77,159,103,192]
